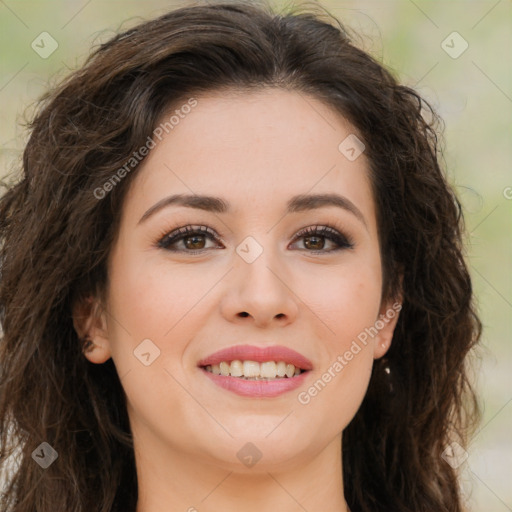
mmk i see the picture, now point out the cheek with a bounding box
[104,252,202,435]
[297,277,379,435]
[295,258,381,415]
[301,256,382,349]
[107,250,203,342]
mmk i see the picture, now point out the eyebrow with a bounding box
[138,192,367,229]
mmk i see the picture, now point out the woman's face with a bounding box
[81,88,399,473]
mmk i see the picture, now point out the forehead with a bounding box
[124,88,376,226]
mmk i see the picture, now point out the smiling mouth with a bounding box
[201,360,307,380]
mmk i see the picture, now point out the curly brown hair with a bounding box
[0,1,481,511]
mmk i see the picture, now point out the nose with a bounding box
[220,250,299,328]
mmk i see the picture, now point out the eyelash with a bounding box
[156,223,354,255]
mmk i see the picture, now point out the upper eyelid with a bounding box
[158,225,217,241]
[160,224,346,239]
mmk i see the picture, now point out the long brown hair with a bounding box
[0,1,482,511]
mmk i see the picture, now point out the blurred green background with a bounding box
[1,1,510,510]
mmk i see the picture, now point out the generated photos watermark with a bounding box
[93,97,198,200]
[297,302,402,405]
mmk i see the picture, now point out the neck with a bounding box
[134,432,349,512]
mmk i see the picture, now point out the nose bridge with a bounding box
[224,234,299,326]
[241,247,282,296]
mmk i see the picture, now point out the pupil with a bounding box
[185,235,205,250]
[304,236,324,250]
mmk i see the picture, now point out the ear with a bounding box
[72,294,112,364]
[373,298,402,360]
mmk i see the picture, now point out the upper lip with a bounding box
[197,344,313,371]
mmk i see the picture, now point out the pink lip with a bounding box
[200,369,310,398]
[197,344,313,370]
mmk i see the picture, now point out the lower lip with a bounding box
[200,368,310,398]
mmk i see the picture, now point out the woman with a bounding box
[0,1,482,511]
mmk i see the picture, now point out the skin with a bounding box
[74,88,401,512]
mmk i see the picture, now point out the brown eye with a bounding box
[183,234,207,250]
[291,225,354,253]
[158,225,221,253]
[303,234,325,251]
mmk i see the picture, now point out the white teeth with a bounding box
[203,360,305,379]
[260,361,277,378]
[220,361,230,376]
[230,360,243,377]
[276,361,287,377]
[243,360,260,378]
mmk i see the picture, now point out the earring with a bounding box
[380,357,393,394]
[80,335,95,354]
